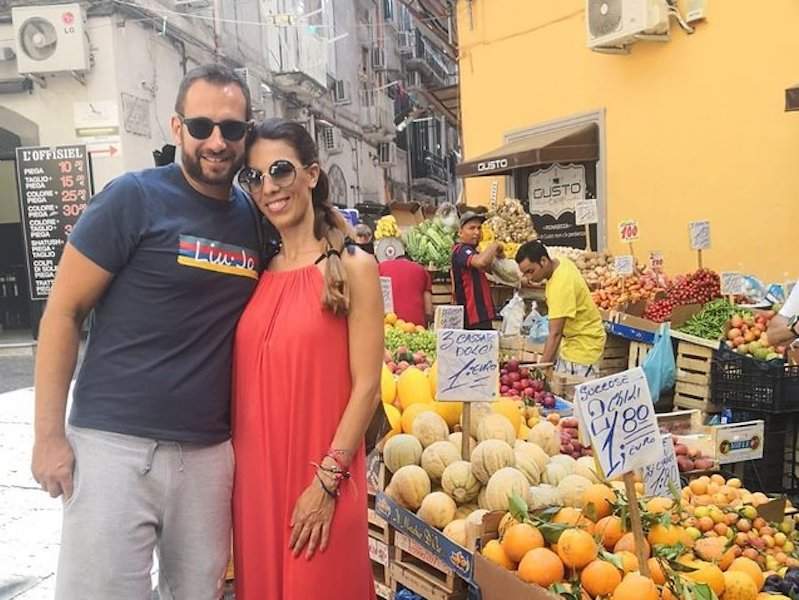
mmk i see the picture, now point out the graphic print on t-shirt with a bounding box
[178,234,260,279]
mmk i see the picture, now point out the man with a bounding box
[515,241,606,376]
[378,249,433,327]
[354,222,375,254]
[451,211,502,330]
[31,64,260,599]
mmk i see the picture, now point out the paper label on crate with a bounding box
[714,421,764,464]
[436,329,499,402]
[380,277,394,314]
[434,305,464,331]
[575,198,599,226]
[573,367,663,479]
[614,255,635,276]
[642,434,681,497]
[618,220,639,242]
[720,272,744,296]
[689,220,711,251]
[368,536,389,566]
[366,451,383,495]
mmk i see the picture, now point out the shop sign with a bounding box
[15,144,91,300]
[477,158,509,173]
[528,163,586,218]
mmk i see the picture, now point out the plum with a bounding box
[542,395,556,409]
[507,360,520,372]
[500,385,510,395]
[677,456,695,472]
[523,387,534,398]
[674,444,689,456]
[520,378,532,389]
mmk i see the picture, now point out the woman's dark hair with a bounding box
[515,240,550,264]
[247,118,351,314]
[175,63,252,120]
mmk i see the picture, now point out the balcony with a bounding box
[360,89,396,142]
[412,149,449,196]
[265,23,328,99]
[405,30,453,88]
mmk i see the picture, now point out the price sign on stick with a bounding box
[642,434,681,498]
[434,305,464,331]
[575,198,599,226]
[618,220,639,243]
[436,329,499,403]
[649,251,664,272]
[689,221,711,251]
[720,272,744,296]
[614,255,635,277]
[380,277,394,314]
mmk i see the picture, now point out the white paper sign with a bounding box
[574,367,663,479]
[649,251,664,272]
[642,434,681,497]
[380,277,394,314]
[614,255,635,276]
[435,305,464,331]
[689,221,711,251]
[575,198,599,226]
[436,329,499,402]
[720,272,744,296]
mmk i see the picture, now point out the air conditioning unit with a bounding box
[12,3,89,74]
[586,0,669,49]
[371,46,387,71]
[321,126,343,155]
[398,31,413,54]
[233,67,268,111]
[332,79,352,105]
[378,142,397,166]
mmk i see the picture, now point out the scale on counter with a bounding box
[375,237,405,263]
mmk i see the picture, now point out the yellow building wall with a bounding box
[456,0,799,282]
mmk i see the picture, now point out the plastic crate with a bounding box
[711,348,799,414]
[729,411,799,494]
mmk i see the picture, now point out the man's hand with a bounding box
[32,435,74,499]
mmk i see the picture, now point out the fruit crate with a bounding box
[598,334,630,376]
[729,411,799,494]
[368,497,393,545]
[626,340,651,369]
[390,562,468,600]
[712,347,799,414]
[674,340,721,413]
[370,536,393,599]
[393,532,466,595]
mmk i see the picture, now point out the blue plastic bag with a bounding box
[523,302,550,344]
[641,324,676,401]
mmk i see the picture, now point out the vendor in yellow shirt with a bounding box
[515,241,606,377]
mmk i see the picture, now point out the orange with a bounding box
[481,539,515,570]
[583,484,616,520]
[615,532,651,559]
[684,561,726,596]
[648,557,666,585]
[616,550,639,573]
[518,548,564,587]
[581,559,622,597]
[723,571,758,600]
[596,515,624,550]
[556,528,598,569]
[647,523,684,547]
[646,497,674,515]
[400,403,433,433]
[553,507,595,532]
[690,478,709,495]
[500,523,544,563]
[728,557,764,590]
[612,572,659,600]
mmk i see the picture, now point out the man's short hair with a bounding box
[515,240,550,264]
[354,224,372,238]
[174,63,252,120]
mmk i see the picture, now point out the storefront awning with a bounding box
[456,122,599,178]
[786,84,799,111]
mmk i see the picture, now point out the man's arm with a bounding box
[32,244,113,498]
[424,291,433,326]
[469,242,502,271]
[541,317,565,364]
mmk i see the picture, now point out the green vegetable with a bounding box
[403,218,456,270]
[677,299,751,340]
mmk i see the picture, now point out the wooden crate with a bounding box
[390,562,467,600]
[673,340,720,413]
[367,451,387,497]
[599,335,630,375]
[549,372,589,402]
[432,282,452,307]
[393,532,465,594]
[373,560,393,599]
[368,501,393,545]
[627,341,653,369]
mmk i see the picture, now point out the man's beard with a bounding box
[181,147,244,187]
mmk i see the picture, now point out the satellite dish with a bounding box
[18,17,58,61]
[375,237,405,263]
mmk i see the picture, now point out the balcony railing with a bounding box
[265,23,328,90]
[412,149,449,186]
[406,29,453,87]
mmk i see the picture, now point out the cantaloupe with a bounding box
[515,441,550,472]
[443,518,467,547]
[542,462,569,486]
[386,465,430,510]
[529,484,563,510]
[477,413,517,446]
[441,460,481,504]
[528,421,560,456]
[449,432,477,455]
[575,456,601,483]
[397,367,433,410]
[461,402,492,438]
[417,491,457,529]
[557,474,594,508]
[484,467,530,512]
[401,403,434,434]
[514,448,541,485]
[421,441,461,481]
[471,439,515,484]
[411,411,450,448]
[550,454,577,475]
[383,434,423,473]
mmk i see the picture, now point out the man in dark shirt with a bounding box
[451,211,503,330]
[31,64,260,599]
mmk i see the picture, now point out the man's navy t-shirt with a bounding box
[68,164,260,444]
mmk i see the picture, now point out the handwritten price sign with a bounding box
[689,221,711,251]
[434,305,464,331]
[618,220,639,242]
[575,198,599,226]
[380,277,394,314]
[614,255,635,277]
[436,329,499,402]
[720,272,744,296]
[642,434,681,498]
[574,367,663,479]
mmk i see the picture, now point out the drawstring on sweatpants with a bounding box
[177,443,185,472]
[142,441,159,475]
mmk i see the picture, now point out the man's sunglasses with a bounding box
[238,160,310,193]
[178,114,251,141]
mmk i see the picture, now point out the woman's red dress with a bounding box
[232,265,375,600]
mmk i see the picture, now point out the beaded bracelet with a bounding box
[315,472,338,498]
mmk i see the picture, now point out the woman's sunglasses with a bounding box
[238,160,310,193]
[178,114,251,142]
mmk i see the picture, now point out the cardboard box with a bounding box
[389,201,425,229]
[712,420,765,464]
[657,409,704,436]
[600,303,704,345]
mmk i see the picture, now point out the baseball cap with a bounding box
[459,211,487,227]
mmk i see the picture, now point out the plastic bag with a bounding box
[641,324,676,401]
[523,301,549,344]
[435,202,460,232]
[499,292,525,336]
[490,258,522,287]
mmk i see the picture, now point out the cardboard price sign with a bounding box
[574,367,663,479]
[720,272,744,296]
[689,220,711,251]
[649,251,664,272]
[434,305,464,331]
[618,220,639,242]
[575,198,599,226]
[436,329,499,402]
[642,434,681,498]
[614,255,635,276]
[380,277,394,314]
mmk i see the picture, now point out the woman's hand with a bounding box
[289,477,336,560]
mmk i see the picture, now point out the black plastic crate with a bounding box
[730,411,799,493]
[712,347,799,413]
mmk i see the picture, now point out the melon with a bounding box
[383,403,402,438]
[441,460,481,504]
[454,503,478,520]
[528,421,560,456]
[514,448,542,485]
[575,456,601,483]
[417,491,457,529]
[401,404,434,434]
[471,439,515,484]
[449,432,477,455]
[443,518,467,547]
[476,413,516,446]
[411,411,450,448]
[383,433,423,473]
[557,474,593,508]
[529,484,563,510]
[491,398,522,432]
[428,361,438,398]
[421,441,461,481]
[515,441,550,472]
[381,363,396,405]
[460,402,492,438]
[386,465,430,510]
[484,467,530,512]
[397,367,433,410]
[550,454,577,475]
[542,462,569,486]
[432,400,463,429]
[465,508,489,529]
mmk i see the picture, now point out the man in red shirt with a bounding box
[378,253,433,327]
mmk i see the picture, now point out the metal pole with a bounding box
[406,126,414,203]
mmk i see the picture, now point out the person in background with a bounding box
[378,249,433,327]
[451,211,502,330]
[767,284,799,347]
[354,223,374,254]
[515,241,606,376]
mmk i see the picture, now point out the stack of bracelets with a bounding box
[312,449,352,498]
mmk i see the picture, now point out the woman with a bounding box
[232,118,382,599]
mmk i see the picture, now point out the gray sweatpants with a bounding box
[55,425,233,600]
